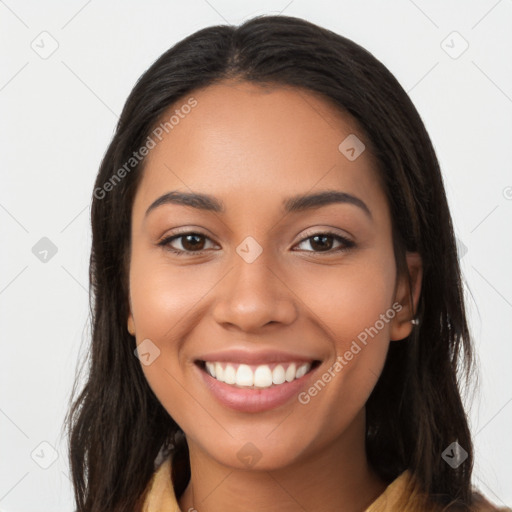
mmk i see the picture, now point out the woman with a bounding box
[65,14,510,512]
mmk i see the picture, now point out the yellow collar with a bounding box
[141,457,429,512]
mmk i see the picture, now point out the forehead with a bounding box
[134,80,387,220]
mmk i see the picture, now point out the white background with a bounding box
[1,1,511,510]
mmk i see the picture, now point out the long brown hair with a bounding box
[64,14,479,511]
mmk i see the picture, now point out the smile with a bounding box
[195,357,322,413]
[202,361,317,389]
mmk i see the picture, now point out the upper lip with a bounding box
[196,349,320,365]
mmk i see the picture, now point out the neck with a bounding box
[178,410,388,512]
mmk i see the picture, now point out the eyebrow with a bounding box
[144,190,372,219]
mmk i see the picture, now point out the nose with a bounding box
[211,252,298,333]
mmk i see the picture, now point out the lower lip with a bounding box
[196,363,319,413]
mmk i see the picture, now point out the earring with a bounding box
[410,317,419,325]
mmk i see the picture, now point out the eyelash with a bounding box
[157,230,355,256]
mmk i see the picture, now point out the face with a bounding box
[127,80,421,471]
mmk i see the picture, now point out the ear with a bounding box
[389,252,423,341]
[127,297,135,336]
[127,313,135,336]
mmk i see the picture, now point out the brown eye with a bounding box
[179,233,206,251]
[158,232,216,255]
[294,231,355,253]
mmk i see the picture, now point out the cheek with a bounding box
[129,251,214,341]
[129,251,227,428]
[130,262,206,433]
[293,252,396,411]
[298,255,396,351]
[283,263,398,463]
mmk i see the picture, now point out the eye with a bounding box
[158,232,217,255]
[293,231,355,254]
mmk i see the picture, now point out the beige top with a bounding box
[141,456,511,512]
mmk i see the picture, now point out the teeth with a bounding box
[204,361,313,389]
[285,363,296,382]
[223,364,236,384]
[215,362,224,382]
[205,362,216,378]
[236,364,253,386]
[272,365,286,385]
[296,363,309,379]
[254,365,273,388]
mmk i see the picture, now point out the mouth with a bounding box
[195,360,322,389]
[193,346,322,413]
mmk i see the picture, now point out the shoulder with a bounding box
[366,470,512,512]
[365,470,433,511]
[469,491,512,512]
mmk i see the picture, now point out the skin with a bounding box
[127,80,422,512]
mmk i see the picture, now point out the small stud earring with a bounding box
[411,317,419,325]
